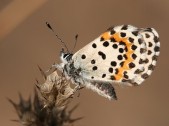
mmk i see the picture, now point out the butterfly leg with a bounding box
[45,63,63,73]
[70,77,85,95]
[52,63,64,72]
[72,79,82,90]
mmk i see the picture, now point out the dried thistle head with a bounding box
[36,67,75,110]
[8,68,82,126]
[8,93,39,126]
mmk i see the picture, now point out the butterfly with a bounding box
[46,23,160,100]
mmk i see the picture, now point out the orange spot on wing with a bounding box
[101,32,110,40]
[114,68,123,80]
[101,32,135,81]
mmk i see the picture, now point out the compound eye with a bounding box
[63,54,69,58]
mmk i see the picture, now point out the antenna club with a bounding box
[75,34,78,39]
[46,22,53,31]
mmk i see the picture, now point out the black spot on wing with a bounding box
[152,55,158,61]
[154,46,160,52]
[154,36,159,43]
[92,43,97,48]
[112,44,118,49]
[123,54,128,60]
[111,61,117,66]
[91,59,96,64]
[117,55,123,60]
[141,73,149,79]
[120,61,124,67]
[103,41,109,47]
[120,32,126,37]
[92,66,98,71]
[109,68,113,73]
[132,31,139,36]
[115,68,119,74]
[147,50,152,55]
[129,62,135,68]
[119,48,124,53]
[110,37,116,42]
[98,51,106,60]
[110,29,116,35]
[102,74,106,78]
[121,25,128,30]
[134,69,143,74]
[148,64,155,70]
[138,38,143,44]
[145,33,150,38]
[129,37,134,43]
[110,75,116,80]
[81,54,86,59]
[131,45,137,50]
[132,53,137,59]
[100,37,104,41]
[148,42,153,47]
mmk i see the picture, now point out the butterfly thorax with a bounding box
[64,62,81,76]
[60,51,83,85]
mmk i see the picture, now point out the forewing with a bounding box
[72,25,160,86]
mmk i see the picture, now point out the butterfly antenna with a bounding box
[46,22,69,52]
[71,34,78,53]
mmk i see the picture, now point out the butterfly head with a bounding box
[60,48,73,64]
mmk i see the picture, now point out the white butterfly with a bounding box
[47,23,160,100]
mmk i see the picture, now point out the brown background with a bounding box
[0,0,168,126]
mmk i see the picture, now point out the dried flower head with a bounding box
[36,67,75,110]
[8,67,82,126]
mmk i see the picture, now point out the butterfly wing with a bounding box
[72,25,160,86]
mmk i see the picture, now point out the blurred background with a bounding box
[0,0,168,126]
